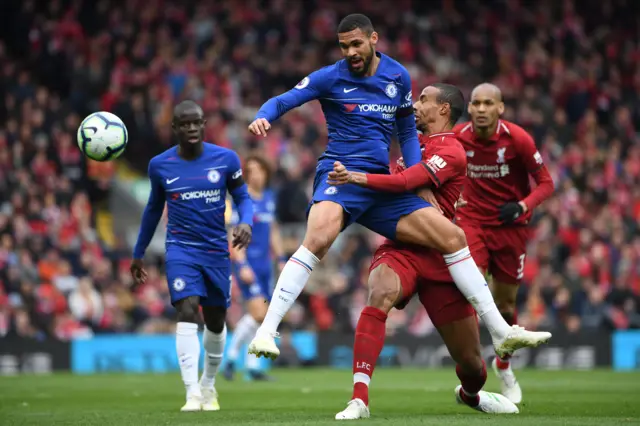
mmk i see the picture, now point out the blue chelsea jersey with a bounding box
[146,143,245,264]
[256,52,416,173]
[231,189,275,271]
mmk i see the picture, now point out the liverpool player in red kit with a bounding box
[329,84,520,419]
[454,83,554,404]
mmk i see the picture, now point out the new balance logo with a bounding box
[343,88,357,93]
[426,155,447,172]
[166,177,180,184]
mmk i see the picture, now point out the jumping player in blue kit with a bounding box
[130,100,253,412]
[224,155,286,381]
[248,14,552,363]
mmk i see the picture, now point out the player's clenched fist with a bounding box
[130,258,148,287]
[327,161,367,186]
[232,223,252,249]
[248,118,271,137]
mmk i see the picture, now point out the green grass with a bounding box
[1,368,639,425]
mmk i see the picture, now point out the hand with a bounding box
[416,188,443,214]
[248,118,271,137]
[232,223,252,249]
[498,202,526,224]
[239,265,255,284]
[130,258,147,288]
[455,194,468,209]
[327,161,367,186]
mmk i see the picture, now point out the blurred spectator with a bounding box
[0,0,639,339]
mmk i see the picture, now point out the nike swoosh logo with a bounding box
[343,88,357,93]
[166,177,180,184]
[280,288,294,294]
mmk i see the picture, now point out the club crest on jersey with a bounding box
[173,277,186,292]
[385,83,398,98]
[497,147,506,164]
[295,77,310,89]
[325,186,338,195]
[207,169,221,183]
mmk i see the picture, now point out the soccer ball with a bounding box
[77,111,128,161]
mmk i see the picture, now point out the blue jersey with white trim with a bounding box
[255,52,420,173]
[133,143,251,265]
[231,189,275,273]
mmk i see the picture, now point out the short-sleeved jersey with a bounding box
[230,189,275,273]
[454,120,545,226]
[147,143,245,264]
[257,52,414,173]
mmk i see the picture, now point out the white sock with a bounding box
[259,246,320,334]
[176,322,201,396]
[443,247,511,340]
[246,352,261,371]
[201,324,227,388]
[354,372,371,386]
[227,314,258,362]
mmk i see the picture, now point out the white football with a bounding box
[77,111,128,161]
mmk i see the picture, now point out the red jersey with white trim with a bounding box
[392,132,467,220]
[454,120,550,227]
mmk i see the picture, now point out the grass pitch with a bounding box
[1,368,639,425]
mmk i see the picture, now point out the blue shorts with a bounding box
[232,263,272,302]
[166,261,232,307]
[311,165,432,240]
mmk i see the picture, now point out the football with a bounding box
[77,111,129,161]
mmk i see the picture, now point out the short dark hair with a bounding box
[337,14,374,35]
[244,154,272,187]
[430,83,465,126]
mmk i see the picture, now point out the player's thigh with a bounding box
[166,261,207,306]
[369,245,419,312]
[200,264,232,309]
[457,221,489,274]
[394,205,468,254]
[246,297,269,322]
[418,280,480,368]
[308,168,378,251]
[243,270,271,322]
[357,191,431,241]
[486,226,531,287]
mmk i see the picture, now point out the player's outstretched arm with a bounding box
[249,70,329,137]
[227,152,253,249]
[131,161,165,285]
[394,69,422,167]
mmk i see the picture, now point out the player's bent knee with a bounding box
[367,265,401,313]
[247,298,268,322]
[202,306,226,333]
[303,202,344,258]
[175,296,200,323]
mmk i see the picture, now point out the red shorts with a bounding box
[370,242,475,328]
[457,221,532,285]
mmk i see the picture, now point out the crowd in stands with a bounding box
[1,0,639,341]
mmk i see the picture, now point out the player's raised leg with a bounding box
[490,277,522,403]
[395,209,550,356]
[249,201,342,358]
[200,305,226,411]
[173,295,204,411]
[336,255,409,420]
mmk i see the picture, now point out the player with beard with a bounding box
[329,84,519,419]
[454,83,555,404]
[247,14,550,364]
[131,101,253,411]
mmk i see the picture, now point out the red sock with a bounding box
[495,309,518,367]
[456,360,487,407]
[351,306,387,406]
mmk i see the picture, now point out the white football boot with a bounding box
[335,399,370,420]
[493,325,551,359]
[200,384,220,411]
[492,358,522,404]
[180,393,203,412]
[248,331,280,360]
[455,385,519,414]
